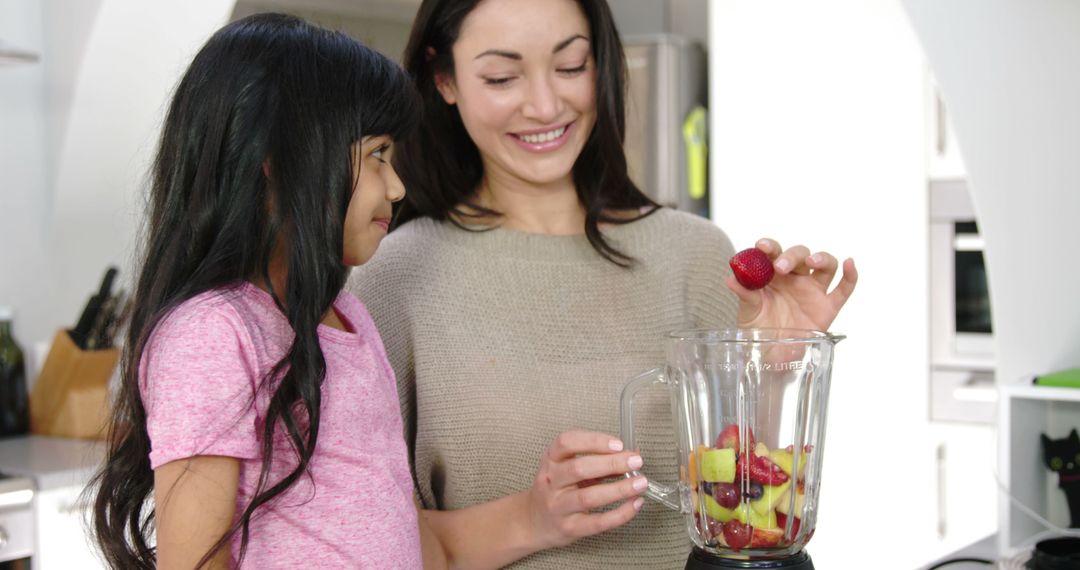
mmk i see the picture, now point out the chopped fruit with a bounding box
[716,424,755,450]
[750,481,792,516]
[701,448,737,483]
[748,526,785,548]
[703,494,736,522]
[769,449,808,479]
[711,482,741,509]
[729,248,775,290]
[776,511,802,539]
[739,452,790,485]
[747,505,777,530]
[691,437,813,552]
[687,444,709,483]
[775,488,806,516]
[722,520,752,550]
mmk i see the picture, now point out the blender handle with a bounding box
[619,367,682,512]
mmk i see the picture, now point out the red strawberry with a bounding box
[715,424,755,450]
[722,520,751,550]
[777,511,802,541]
[729,248,775,290]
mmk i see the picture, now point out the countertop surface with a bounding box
[917,533,1035,569]
[0,435,105,490]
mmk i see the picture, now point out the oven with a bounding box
[0,475,34,568]
[929,179,996,424]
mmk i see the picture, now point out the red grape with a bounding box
[711,482,740,509]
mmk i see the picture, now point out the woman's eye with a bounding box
[483,76,514,86]
[557,63,587,76]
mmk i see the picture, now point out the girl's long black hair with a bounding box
[394,0,659,266]
[88,13,418,569]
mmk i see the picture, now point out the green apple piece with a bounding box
[748,505,778,529]
[703,494,736,522]
[750,481,792,516]
[769,449,808,478]
[731,503,748,524]
[775,488,806,516]
[754,441,770,457]
[729,502,778,529]
[701,448,737,483]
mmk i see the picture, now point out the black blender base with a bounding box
[685,547,814,570]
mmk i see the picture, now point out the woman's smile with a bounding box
[509,120,575,152]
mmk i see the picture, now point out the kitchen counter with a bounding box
[917,534,1022,569]
[0,435,104,491]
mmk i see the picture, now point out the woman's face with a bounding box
[438,0,596,189]
[342,135,404,266]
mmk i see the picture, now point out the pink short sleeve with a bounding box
[141,301,262,469]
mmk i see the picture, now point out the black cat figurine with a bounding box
[1042,428,1080,528]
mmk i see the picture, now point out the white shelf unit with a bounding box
[997,378,1080,556]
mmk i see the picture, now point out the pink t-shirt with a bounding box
[140,282,421,569]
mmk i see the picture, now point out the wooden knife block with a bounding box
[29,329,118,440]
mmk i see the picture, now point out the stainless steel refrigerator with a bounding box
[623,34,708,217]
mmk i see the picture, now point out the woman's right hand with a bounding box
[524,431,648,549]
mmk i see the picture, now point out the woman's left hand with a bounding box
[726,238,858,331]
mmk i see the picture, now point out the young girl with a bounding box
[90,13,440,569]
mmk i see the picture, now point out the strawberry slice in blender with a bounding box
[721,520,751,550]
[739,451,790,485]
[776,511,802,542]
[715,424,755,450]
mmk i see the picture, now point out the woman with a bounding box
[348,0,857,568]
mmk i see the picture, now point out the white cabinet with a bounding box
[33,484,104,570]
[928,423,999,558]
[998,381,1080,557]
[925,72,967,180]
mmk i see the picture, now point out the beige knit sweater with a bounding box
[347,208,739,569]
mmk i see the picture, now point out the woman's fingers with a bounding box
[807,251,839,289]
[563,495,645,539]
[559,475,648,514]
[549,451,642,489]
[828,258,858,309]
[774,244,812,275]
[546,431,624,462]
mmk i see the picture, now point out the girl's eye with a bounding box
[372,144,390,163]
[483,76,514,87]
[557,63,588,76]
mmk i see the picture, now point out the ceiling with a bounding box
[237,0,421,22]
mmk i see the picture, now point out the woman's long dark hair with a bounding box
[88,13,418,569]
[394,0,658,266]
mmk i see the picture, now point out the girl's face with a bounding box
[343,135,404,265]
[438,0,596,189]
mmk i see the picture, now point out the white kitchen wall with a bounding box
[0,0,235,369]
[0,0,51,352]
[902,0,1080,400]
[709,1,941,567]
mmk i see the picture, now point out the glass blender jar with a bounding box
[620,328,843,570]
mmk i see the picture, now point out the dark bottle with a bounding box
[0,306,30,437]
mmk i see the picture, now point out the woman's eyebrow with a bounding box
[553,34,589,53]
[473,34,590,61]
